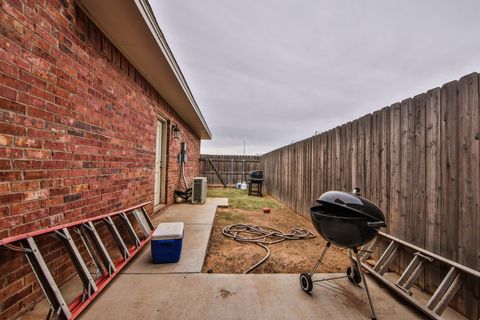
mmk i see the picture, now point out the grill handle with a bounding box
[367,221,386,228]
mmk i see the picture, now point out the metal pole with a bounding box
[354,248,377,320]
[231,159,234,186]
[309,242,331,276]
[242,140,246,182]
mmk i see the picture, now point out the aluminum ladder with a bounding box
[0,202,154,320]
[359,231,480,319]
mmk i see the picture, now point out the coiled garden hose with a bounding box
[222,224,316,273]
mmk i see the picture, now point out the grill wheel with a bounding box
[299,273,313,293]
[347,266,362,285]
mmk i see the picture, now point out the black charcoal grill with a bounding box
[248,170,264,196]
[249,170,263,181]
[299,189,386,320]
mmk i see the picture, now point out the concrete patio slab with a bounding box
[122,224,212,274]
[79,273,426,320]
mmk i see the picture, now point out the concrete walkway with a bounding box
[122,198,227,274]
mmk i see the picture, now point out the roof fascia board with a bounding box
[133,0,211,139]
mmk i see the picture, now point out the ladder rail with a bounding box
[378,231,480,278]
[0,202,151,246]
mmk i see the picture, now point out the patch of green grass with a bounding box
[219,211,245,224]
[207,187,282,210]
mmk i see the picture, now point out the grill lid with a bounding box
[249,170,263,180]
[316,191,385,223]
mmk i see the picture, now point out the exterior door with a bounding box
[154,119,166,206]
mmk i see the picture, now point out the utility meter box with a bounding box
[178,142,187,163]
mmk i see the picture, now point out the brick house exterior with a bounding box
[0,0,211,318]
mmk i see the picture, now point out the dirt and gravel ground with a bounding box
[202,188,349,274]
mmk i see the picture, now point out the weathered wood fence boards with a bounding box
[199,154,260,186]
[261,73,479,319]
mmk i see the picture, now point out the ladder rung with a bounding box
[83,222,116,275]
[400,264,423,294]
[413,251,434,262]
[120,212,141,247]
[132,209,151,237]
[373,241,398,275]
[432,273,462,315]
[76,227,105,277]
[104,217,130,260]
[396,252,434,294]
[360,236,379,262]
[58,228,98,297]
[23,237,72,319]
[396,255,422,292]
[140,206,155,230]
[426,267,462,314]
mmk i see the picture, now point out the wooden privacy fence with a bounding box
[199,154,261,186]
[261,72,479,319]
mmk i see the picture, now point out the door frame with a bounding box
[154,115,168,209]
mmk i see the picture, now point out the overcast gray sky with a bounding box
[151,0,480,155]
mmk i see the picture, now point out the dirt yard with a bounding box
[202,188,350,274]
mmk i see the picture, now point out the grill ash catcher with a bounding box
[299,188,386,320]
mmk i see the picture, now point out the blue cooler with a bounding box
[151,222,184,263]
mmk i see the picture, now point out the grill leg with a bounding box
[309,242,331,276]
[353,248,377,320]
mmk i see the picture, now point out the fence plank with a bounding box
[412,93,427,288]
[389,102,401,274]
[398,98,414,274]
[440,81,459,262]
[457,73,479,319]
[351,120,359,189]
[400,98,413,249]
[425,88,442,294]
[364,114,373,200]
[380,107,390,231]
[357,117,366,195]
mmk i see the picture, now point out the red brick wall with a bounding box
[0,0,201,318]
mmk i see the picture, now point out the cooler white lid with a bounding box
[152,222,184,240]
